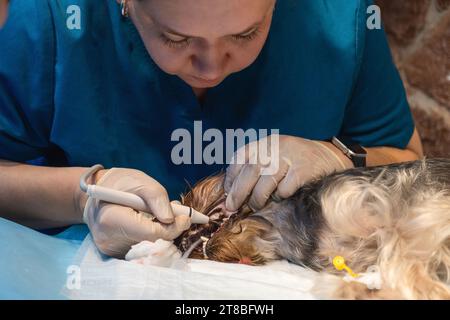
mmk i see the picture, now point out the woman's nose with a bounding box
[191,46,230,80]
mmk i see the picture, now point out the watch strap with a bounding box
[330,136,367,168]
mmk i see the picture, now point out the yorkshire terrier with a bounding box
[176,158,450,299]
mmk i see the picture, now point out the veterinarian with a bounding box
[0,0,423,264]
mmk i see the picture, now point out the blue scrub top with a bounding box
[0,0,415,199]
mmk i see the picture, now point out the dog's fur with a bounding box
[178,158,450,299]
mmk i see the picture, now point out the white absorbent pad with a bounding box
[61,235,320,300]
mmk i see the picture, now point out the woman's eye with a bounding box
[160,34,191,49]
[231,28,260,43]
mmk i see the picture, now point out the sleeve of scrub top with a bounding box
[0,1,55,162]
[340,6,415,149]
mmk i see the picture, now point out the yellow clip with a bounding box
[333,256,359,278]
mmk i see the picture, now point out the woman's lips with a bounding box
[187,75,222,87]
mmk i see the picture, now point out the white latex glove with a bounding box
[83,168,191,258]
[224,135,353,211]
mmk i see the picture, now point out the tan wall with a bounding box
[376,0,450,157]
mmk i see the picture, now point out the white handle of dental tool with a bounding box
[86,185,209,224]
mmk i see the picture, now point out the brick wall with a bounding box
[376,0,450,157]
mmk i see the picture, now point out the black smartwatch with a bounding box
[331,136,367,168]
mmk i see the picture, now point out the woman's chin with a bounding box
[182,75,224,88]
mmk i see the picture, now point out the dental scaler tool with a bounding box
[80,164,209,224]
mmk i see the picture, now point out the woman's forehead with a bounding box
[140,0,275,37]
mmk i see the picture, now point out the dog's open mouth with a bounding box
[175,195,248,258]
[175,196,225,255]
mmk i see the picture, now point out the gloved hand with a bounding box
[224,135,353,212]
[83,168,191,258]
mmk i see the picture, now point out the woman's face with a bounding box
[128,0,276,89]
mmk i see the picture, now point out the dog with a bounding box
[176,158,450,299]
